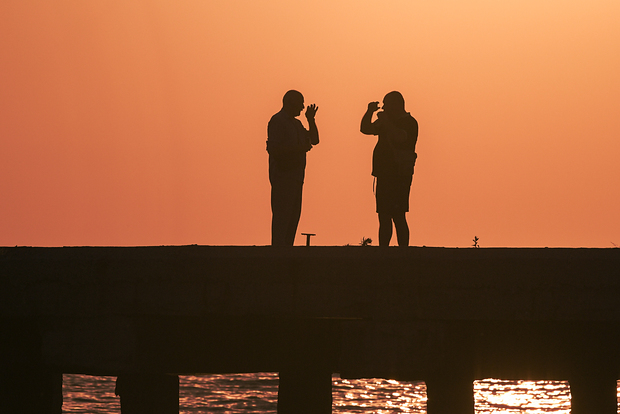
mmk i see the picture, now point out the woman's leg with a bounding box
[378,213,393,247]
[393,212,409,247]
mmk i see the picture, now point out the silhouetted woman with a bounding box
[361,91,418,246]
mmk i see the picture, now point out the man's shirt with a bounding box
[267,109,312,182]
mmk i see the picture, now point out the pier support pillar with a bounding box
[115,374,179,414]
[0,369,62,414]
[277,369,332,414]
[0,319,62,413]
[569,375,617,414]
[277,319,337,414]
[425,376,474,414]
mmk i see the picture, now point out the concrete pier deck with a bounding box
[2,246,620,413]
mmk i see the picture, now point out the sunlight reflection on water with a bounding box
[63,374,120,413]
[474,379,570,414]
[62,374,617,413]
[332,376,426,414]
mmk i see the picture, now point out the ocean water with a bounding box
[62,373,586,413]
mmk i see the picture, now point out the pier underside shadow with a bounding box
[2,246,620,413]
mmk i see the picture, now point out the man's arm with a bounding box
[305,104,319,145]
[360,101,380,135]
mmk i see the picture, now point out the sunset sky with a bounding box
[2,1,619,247]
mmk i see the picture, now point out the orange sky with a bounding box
[2,0,619,247]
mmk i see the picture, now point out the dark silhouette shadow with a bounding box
[267,90,319,246]
[360,91,418,247]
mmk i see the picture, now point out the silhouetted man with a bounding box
[361,91,418,247]
[267,90,319,246]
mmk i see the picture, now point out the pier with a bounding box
[1,246,620,413]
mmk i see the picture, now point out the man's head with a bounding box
[382,91,406,116]
[282,90,305,117]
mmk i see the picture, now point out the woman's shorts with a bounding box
[375,175,413,214]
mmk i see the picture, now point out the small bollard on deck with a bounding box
[301,233,316,246]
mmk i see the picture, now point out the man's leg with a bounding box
[378,213,393,247]
[271,181,290,246]
[271,176,303,246]
[393,212,409,247]
[285,182,304,246]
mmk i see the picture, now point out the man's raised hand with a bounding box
[305,104,318,121]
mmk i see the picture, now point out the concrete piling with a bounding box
[425,376,474,414]
[115,374,179,414]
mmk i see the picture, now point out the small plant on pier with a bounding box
[472,236,480,248]
[360,237,373,246]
